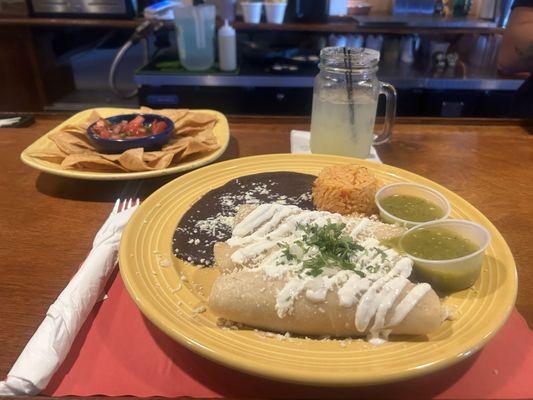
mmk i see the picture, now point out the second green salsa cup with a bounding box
[400,219,491,292]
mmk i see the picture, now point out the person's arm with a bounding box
[498,3,533,74]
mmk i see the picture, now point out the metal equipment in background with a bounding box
[108,1,178,98]
[29,0,138,18]
[0,0,29,16]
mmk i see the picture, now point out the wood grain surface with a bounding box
[0,114,531,386]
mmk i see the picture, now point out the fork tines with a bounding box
[113,198,140,213]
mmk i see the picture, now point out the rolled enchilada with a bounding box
[208,204,445,341]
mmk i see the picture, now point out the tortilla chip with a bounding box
[175,122,217,136]
[145,152,178,170]
[28,150,67,164]
[61,125,85,134]
[103,148,155,172]
[139,107,189,124]
[61,153,129,172]
[174,112,217,130]
[29,109,221,173]
[49,131,95,154]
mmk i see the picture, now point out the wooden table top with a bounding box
[0,114,532,386]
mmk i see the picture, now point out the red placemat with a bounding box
[44,270,533,399]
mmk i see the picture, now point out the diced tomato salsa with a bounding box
[92,115,168,140]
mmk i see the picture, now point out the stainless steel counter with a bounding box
[134,73,523,91]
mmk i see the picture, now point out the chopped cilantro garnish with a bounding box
[275,222,395,279]
[279,242,295,261]
[375,247,388,260]
[295,222,366,277]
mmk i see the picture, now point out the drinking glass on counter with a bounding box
[310,47,397,158]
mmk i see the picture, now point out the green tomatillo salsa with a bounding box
[402,227,478,260]
[380,194,444,222]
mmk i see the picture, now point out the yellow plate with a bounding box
[119,154,517,386]
[20,107,230,181]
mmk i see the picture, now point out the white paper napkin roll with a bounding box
[0,203,138,396]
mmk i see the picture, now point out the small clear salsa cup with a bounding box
[400,219,491,292]
[375,183,451,228]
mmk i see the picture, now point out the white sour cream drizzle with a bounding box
[389,283,432,327]
[227,203,433,341]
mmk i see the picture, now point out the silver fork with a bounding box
[93,198,140,248]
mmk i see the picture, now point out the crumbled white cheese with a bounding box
[192,305,206,314]
[171,284,182,293]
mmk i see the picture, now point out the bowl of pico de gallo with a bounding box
[87,113,174,153]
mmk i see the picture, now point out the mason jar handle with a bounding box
[373,82,397,145]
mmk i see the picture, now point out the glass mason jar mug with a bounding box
[310,47,397,158]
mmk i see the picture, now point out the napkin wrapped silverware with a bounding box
[0,199,139,396]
